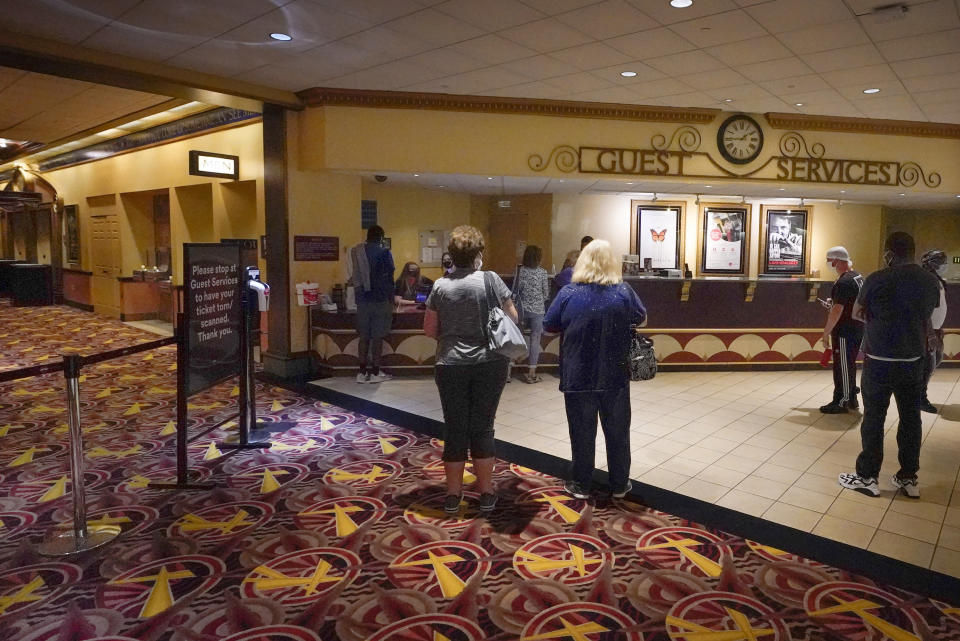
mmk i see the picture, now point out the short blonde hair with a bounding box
[448,225,485,268]
[572,239,622,285]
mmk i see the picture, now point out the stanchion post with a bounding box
[40,354,119,556]
[176,311,189,485]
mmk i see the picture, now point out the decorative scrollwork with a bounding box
[898,162,941,188]
[650,126,701,152]
[778,132,824,159]
[528,145,579,173]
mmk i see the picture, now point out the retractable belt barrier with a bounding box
[0,334,188,556]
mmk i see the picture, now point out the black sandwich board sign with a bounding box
[183,243,242,395]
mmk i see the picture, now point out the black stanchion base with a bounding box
[220,421,297,449]
[152,470,216,491]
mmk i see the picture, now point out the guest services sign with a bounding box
[530,125,941,189]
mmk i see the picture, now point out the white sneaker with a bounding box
[355,372,368,384]
[891,475,920,499]
[368,371,393,383]
[838,472,880,497]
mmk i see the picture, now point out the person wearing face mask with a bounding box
[423,225,518,515]
[441,251,454,275]
[819,246,865,414]
[918,249,948,413]
[838,232,940,499]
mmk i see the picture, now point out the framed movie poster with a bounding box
[761,206,812,275]
[64,204,80,264]
[630,201,684,270]
[699,204,749,275]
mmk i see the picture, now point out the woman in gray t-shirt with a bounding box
[424,225,519,516]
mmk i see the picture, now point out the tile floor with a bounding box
[313,366,960,578]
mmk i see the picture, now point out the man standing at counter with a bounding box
[839,232,939,499]
[354,225,395,384]
[820,246,864,414]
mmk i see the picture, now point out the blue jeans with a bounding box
[526,313,543,367]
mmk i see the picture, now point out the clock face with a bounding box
[717,115,763,165]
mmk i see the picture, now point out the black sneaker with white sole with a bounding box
[838,472,879,497]
[611,481,633,499]
[891,475,920,499]
[443,494,464,514]
[563,481,590,500]
[478,492,498,512]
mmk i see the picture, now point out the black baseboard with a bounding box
[260,371,960,605]
[63,299,94,312]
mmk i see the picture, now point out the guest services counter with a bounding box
[310,277,960,376]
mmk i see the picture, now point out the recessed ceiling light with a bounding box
[620,70,637,77]
[671,0,693,6]
[270,33,292,41]
[487,177,494,180]
[840,190,845,193]
[863,88,880,94]
[413,174,419,177]
[899,193,905,196]
[779,188,786,191]
[795,102,803,107]
[705,185,712,188]
[626,182,634,185]
[723,98,733,102]
[437,185,445,188]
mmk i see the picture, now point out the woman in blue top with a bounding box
[544,239,647,500]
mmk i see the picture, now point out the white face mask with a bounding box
[936,264,947,275]
[474,254,483,270]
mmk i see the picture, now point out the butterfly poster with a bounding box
[633,203,682,270]
[700,204,749,275]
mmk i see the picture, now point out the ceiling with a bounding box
[0,0,958,125]
[0,65,172,144]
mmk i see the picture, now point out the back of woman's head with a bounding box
[572,239,622,285]
[522,245,542,268]
[448,225,485,268]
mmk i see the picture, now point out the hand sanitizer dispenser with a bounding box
[246,267,270,311]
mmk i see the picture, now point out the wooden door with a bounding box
[488,211,528,275]
[90,213,120,318]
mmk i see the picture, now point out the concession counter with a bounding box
[309,277,960,376]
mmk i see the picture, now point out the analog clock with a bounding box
[717,114,763,165]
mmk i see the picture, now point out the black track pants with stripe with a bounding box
[832,326,863,404]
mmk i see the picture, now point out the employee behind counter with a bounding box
[394,261,434,307]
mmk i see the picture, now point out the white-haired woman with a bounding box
[544,239,646,499]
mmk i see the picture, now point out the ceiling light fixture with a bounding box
[705,185,712,188]
[840,190,845,193]
[620,70,637,77]
[899,193,905,196]
[670,0,693,7]
[413,174,419,177]
[779,188,785,191]
[723,98,733,102]
[270,32,292,41]
[863,88,880,94]
[795,103,803,107]
[487,177,493,180]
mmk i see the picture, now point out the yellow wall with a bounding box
[41,122,265,285]
[307,105,960,197]
[884,207,960,280]
[360,181,471,281]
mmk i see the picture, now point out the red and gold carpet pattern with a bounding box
[0,303,959,640]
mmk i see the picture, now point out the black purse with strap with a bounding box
[629,329,657,381]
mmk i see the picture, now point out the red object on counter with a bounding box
[820,348,832,367]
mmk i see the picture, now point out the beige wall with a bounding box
[361,181,472,282]
[41,122,265,285]
[884,207,960,280]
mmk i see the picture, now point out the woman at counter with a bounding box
[544,239,646,500]
[513,245,550,383]
[395,261,434,306]
[424,225,518,514]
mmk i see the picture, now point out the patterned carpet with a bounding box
[0,302,958,641]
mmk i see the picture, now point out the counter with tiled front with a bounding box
[309,278,960,375]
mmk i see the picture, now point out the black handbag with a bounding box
[630,331,657,381]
